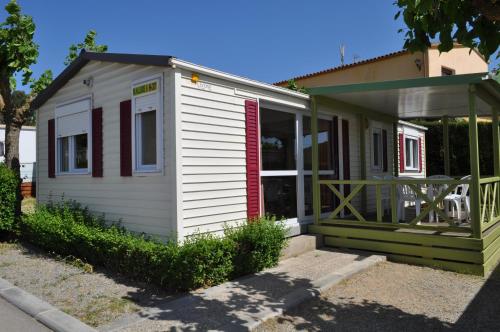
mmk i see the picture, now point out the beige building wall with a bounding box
[426,45,488,77]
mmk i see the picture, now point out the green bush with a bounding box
[20,201,288,291]
[0,164,19,233]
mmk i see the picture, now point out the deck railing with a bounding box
[479,176,500,232]
[318,178,474,234]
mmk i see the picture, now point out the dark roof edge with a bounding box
[31,50,173,110]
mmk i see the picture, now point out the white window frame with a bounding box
[131,74,164,174]
[55,95,92,175]
[371,127,383,171]
[404,135,419,171]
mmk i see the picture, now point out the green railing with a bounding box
[318,178,473,234]
[480,176,500,232]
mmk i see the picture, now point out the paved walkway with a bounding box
[102,249,384,332]
[0,297,52,332]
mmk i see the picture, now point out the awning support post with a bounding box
[359,114,367,214]
[311,96,320,224]
[468,85,482,239]
[442,115,450,176]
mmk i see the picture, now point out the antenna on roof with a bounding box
[339,44,345,66]
[353,54,360,63]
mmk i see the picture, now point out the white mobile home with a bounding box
[0,124,37,184]
[33,51,407,241]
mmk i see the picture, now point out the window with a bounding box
[405,136,419,170]
[0,141,4,157]
[55,98,91,174]
[441,67,455,76]
[371,128,383,170]
[132,77,162,172]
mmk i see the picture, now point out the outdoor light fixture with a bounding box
[415,58,422,71]
[83,77,93,88]
[191,73,200,83]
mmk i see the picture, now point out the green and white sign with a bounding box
[133,81,158,96]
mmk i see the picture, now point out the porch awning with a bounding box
[307,73,500,119]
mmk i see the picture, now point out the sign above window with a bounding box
[132,81,158,96]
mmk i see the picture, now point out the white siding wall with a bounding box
[397,124,427,179]
[37,61,177,239]
[178,69,309,236]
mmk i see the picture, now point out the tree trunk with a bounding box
[4,122,22,219]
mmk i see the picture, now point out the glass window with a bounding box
[0,141,4,157]
[405,137,419,169]
[261,176,297,219]
[303,117,334,171]
[136,110,157,167]
[74,134,88,169]
[260,108,296,170]
[371,128,382,169]
[59,137,70,172]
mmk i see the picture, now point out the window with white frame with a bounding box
[371,128,382,170]
[405,136,419,170]
[55,98,91,174]
[132,77,162,172]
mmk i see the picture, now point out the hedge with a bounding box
[0,164,18,233]
[413,120,495,177]
[20,201,288,291]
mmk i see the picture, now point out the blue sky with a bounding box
[2,0,497,90]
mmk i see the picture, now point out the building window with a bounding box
[55,98,91,174]
[132,77,162,172]
[441,67,455,76]
[405,136,419,170]
[371,128,382,170]
[0,141,4,157]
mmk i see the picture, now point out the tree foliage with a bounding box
[65,30,108,65]
[395,0,500,61]
[286,79,308,93]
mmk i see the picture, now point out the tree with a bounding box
[65,30,107,65]
[395,0,499,62]
[286,79,308,93]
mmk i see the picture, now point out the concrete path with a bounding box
[0,297,52,332]
[102,248,385,332]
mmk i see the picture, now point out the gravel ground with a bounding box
[0,241,173,328]
[258,261,500,332]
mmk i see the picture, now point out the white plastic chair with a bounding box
[443,175,471,222]
[372,175,391,216]
[426,175,452,222]
[397,177,422,222]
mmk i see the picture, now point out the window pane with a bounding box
[304,174,335,216]
[139,110,157,166]
[303,117,334,171]
[59,137,69,172]
[373,132,380,166]
[0,142,4,156]
[261,108,296,170]
[413,140,419,169]
[262,176,297,219]
[74,134,88,169]
[405,138,412,167]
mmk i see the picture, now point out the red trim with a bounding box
[245,100,260,220]
[399,133,405,173]
[418,137,423,173]
[382,129,388,172]
[48,119,55,178]
[120,100,132,177]
[92,107,103,177]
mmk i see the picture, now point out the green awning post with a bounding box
[311,96,320,224]
[359,114,367,214]
[443,116,450,176]
[468,85,482,239]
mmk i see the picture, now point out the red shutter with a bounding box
[245,100,260,220]
[120,100,132,177]
[342,119,350,214]
[382,129,388,172]
[48,119,55,178]
[92,107,103,177]
[399,133,405,173]
[418,137,423,173]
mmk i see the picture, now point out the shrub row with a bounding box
[20,201,288,291]
[0,164,18,233]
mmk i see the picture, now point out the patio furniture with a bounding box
[372,175,393,217]
[426,175,453,222]
[443,175,471,222]
[397,177,422,222]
